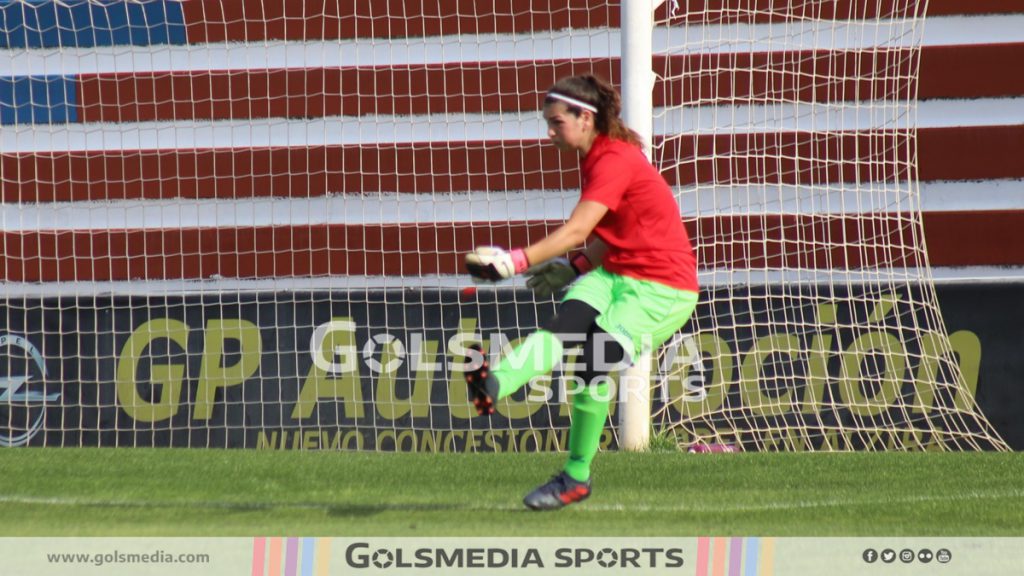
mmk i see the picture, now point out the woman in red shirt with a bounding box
[465,74,699,510]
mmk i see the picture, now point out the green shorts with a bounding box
[563,267,699,359]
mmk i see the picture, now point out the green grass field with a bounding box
[1,449,1021,537]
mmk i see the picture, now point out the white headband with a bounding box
[546,92,598,113]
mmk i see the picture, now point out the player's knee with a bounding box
[587,331,626,369]
[575,331,627,387]
[541,299,600,344]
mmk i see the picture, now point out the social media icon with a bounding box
[900,549,915,563]
[937,549,952,564]
[863,549,878,563]
[881,549,896,563]
[918,549,934,563]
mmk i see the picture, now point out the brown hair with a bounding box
[544,74,643,147]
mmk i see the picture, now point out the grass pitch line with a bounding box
[1,488,1020,515]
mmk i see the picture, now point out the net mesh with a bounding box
[0,0,1007,451]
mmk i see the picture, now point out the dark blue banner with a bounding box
[0,283,1018,450]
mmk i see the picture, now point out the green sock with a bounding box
[564,380,611,483]
[491,330,563,399]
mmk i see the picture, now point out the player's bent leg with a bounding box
[564,331,623,482]
[478,297,600,408]
[523,330,623,510]
[523,382,609,510]
[490,330,564,399]
[463,330,565,416]
[463,344,501,416]
[564,379,613,484]
[465,299,600,416]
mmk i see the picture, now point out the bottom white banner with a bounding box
[2,537,1021,576]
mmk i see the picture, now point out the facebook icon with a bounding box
[863,549,879,563]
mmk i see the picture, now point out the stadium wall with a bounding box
[1,1,1022,450]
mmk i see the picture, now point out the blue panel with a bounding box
[0,0,187,48]
[0,75,77,125]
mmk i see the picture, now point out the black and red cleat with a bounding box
[522,471,592,510]
[464,344,500,416]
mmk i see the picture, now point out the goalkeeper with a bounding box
[464,74,699,510]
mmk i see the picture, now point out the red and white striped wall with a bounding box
[1,0,1021,285]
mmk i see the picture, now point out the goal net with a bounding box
[649,0,1006,451]
[0,0,1007,451]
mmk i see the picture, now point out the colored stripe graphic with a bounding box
[745,538,760,576]
[696,537,710,576]
[252,537,331,576]
[315,538,331,576]
[285,537,299,576]
[301,538,315,576]
[268,538,282,576]
[694,537,777,576]
[730,537,743,576]
[0,0,187,48]
[760,538,775,576]
[252,537,266,576]
[713,538,728,576]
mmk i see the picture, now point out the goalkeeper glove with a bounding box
[525,253,593,297]
[465,246,530,282]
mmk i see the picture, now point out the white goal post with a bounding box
[617,0,658,451]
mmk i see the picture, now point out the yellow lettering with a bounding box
[115,318,189,423]
[294,317,363,419]
[666,333,733,419]
[194,319,262,420]
[805,305,839,413]
[256,430,278,450]
[446,318,482,420]
[303,430,320,450]
[376,339,436,419]
[837,331,906,416]
[396,429,417,452]
[914,330,982,413]
[739,333,801,417]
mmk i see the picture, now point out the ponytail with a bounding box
[544,74,643,148]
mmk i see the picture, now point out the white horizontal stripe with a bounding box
[2,267,1023,297]
[2,98,1020,153]
[685,179,1024,215]
[657,98,1024,133]
[0,112,536,152]
[3,180,1021,231]
[0,191,575,230]
[0,15,1020,76]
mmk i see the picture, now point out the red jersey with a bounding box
[579,134,698,292]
